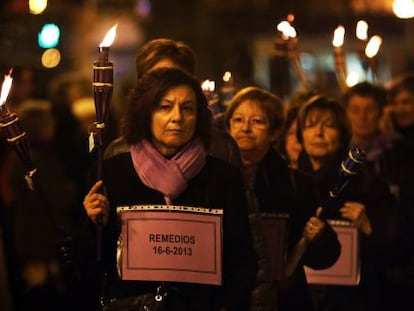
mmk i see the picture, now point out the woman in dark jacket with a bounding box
[78,68,257,311]
[296,95,403,311]
[224,87,341,311]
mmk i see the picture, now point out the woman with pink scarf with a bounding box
[79,68,256,311]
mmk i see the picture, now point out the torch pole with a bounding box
[290,54,310,92]
[333,47,348,93]
[0,105,37,191]
[367,56,379,84]
[92,46,114,262]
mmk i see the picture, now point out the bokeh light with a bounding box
[29,0,48,15]
[41,48,61,68]
[38,23,60,48]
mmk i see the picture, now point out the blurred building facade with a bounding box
[0,0,413,101]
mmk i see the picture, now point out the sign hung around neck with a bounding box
[117,205,223,285]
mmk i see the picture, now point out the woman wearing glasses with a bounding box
[223,87,340,311]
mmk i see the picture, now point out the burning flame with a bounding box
[356,20,368,41]
[277,20,297,40]
[222,71,233,83]
[201,79,215,92]
[346,71,360,87]
[99,24,118,47]
[332,26,345,48]
[365,35,382,58]
[0,69,13,106]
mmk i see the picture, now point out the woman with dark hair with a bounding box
[79,68,256,311]
[223,87,340,311]
[104,38,242,169]
[296,95,403,311]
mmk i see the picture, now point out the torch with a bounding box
[202,79,223,122]
[92,24,117,179]
[364,35,383,83]
[0,71,77,271]
[285,147,366,277]
[92,24,117,261]
[275,18,310,91]
[356,20,369,74]
[332,25,348,92]
[0,70,37,191]
[220,71,235,109]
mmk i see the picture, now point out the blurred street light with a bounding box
[29,0,48,15]
[393,0,414,19]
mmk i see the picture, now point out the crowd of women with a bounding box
[1,38,414,311]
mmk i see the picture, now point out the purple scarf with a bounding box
[130,139,206,204]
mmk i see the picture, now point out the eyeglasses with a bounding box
[230,116,269,129]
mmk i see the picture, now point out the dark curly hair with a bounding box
[121,68,212,149]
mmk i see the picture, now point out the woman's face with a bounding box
[285,119,302,168]
[302,107,341,168]
[391,89,414,128]
[151,84,197,156]
[229,100,274,164]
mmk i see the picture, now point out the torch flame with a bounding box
[0,69,13,106]
[356,20,368,41]
[99,24,118,47]
[222,71,233,83]
[365,35,382,58]
[201,79,215,92]
[332,26,345,47]
[277,20,297,40]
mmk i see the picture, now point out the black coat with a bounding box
[298,149,404,311]
[75,153,257,311]
[247,148,340,311]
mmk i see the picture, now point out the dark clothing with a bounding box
[7,148,80,311]
[75,153,257,311]
[245,149,341,311]
[350,130,414,214]
[354,126,414,310]
[298,150,404,311]
[0,191,14,311]
[395,121,414,144]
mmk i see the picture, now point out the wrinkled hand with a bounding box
[339,201,372,235]
[303,207,326,243]
[83,180,109,225]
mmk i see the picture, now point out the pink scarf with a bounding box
[130,139,206,204]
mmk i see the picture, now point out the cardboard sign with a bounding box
[117,205,223,285]
[304,220,360,286]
